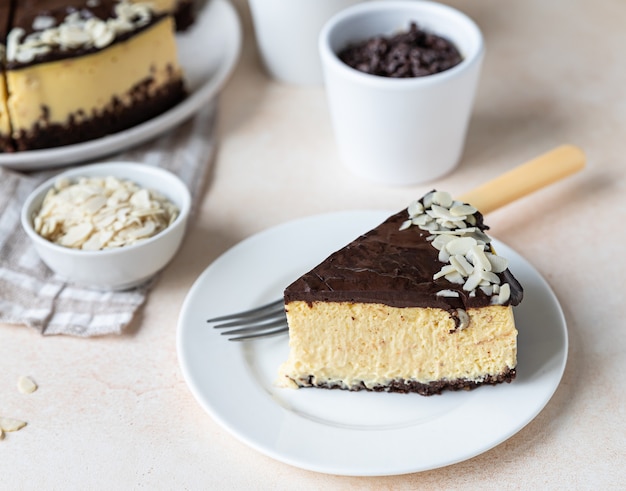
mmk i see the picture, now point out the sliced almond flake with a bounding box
[430,227,477,235]
[449,204,477,216]
[116,207,130,220]
[463,270,482,291]
[107,188,131,206]
[131,208,164,218]
[431,191,453,208]
[129,188,151,208]
[33,216,44,233]
[486,253,509,273]
[455,309,470,330]
[429,204,465,222]
[438,249,450,263]
[422,191,435,209]
[93,214,116,228]
[411,213,432,226]
[497,283,511,304]
[126,220,156,239]
[59,222,93,247]
[399,219,411,231]
[420,221,440,232]
[407,200,424,217]
[433,264,457,280]
[431,234,455,251]
[438,220,462,230]
[450,254,474,276]
[82,229,114,250]
[469,245,492,272]
[469,229,491,244]
[112,220,127,232]
[445,236,477,256]
[0,417,27,432]
[17,375,37,394]
[480,270,501,285]
[83,195,107,215]
[444,271,465,284]
[55,177,70,190]
[436,289,460,298]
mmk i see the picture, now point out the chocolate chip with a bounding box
[338,22,463,78]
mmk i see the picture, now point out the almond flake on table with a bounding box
[0,417,27,432]
[17,375,38,394]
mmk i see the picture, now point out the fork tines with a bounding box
[207,298,288,341]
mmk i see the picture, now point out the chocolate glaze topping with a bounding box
[284,206,523,312]
[12,0,121,33]
[0,3,11,41]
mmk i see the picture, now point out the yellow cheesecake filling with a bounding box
[278,301,517,390]
[5,17,182,136]
[0,70,10,138]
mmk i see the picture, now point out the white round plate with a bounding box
[177,211,568,476]
[0,0,241,171]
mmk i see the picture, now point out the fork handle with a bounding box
[457,144,586,215]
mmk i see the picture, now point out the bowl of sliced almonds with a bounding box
[21,162,191,290]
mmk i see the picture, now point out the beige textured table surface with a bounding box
[2,0,625,488]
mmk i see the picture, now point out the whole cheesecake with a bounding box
[0,0,187,152]
[278,191,523,395]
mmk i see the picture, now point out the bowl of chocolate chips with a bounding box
[319,0,484,186]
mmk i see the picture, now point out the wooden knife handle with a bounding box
[458,145,586,214]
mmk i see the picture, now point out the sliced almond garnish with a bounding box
[33,176,178,251]
[17,375,37,394]
[0,417,27,432]
[400,191,514,304]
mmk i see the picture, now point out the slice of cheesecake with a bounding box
[278,191,523,395]
[4,0,186,151]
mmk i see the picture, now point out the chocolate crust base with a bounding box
[290,368,517,396]
[0,135,14,153]
[9,76,186,152]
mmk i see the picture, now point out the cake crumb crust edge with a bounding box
[287,368,517,396]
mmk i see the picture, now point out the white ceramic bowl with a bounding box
[247,0,365,85]
[319,0,484,185]
[21,162,191,291]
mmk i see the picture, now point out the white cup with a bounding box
[319,1,484,185]
[247,0,365,85]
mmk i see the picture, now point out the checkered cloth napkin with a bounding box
[0,102,216,336]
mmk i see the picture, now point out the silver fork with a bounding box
[207,299,288,341]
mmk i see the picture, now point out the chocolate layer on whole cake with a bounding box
[7,1,170,69]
